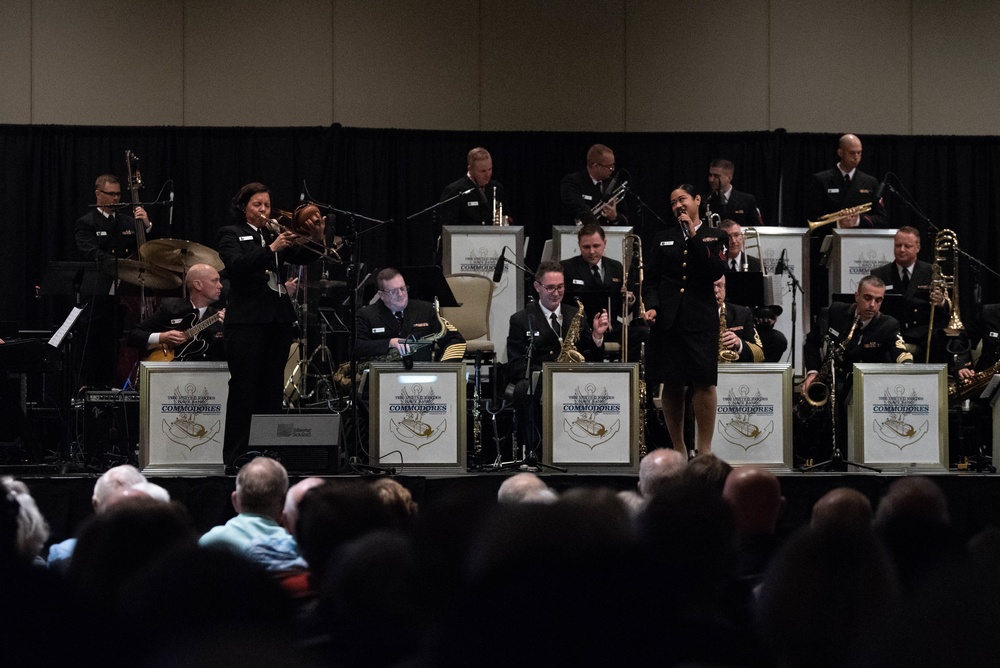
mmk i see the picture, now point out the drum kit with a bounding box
[117,238,224,294]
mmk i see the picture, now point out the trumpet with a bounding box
[492,186,507,226]
[259,209,339,261]
[807,202,872,232]
[589,180,628,221]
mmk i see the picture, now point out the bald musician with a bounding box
[125,263,226,361]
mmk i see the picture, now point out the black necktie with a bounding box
[730,259,738,272]
[900,267,910,292]
[844,173,851,186]
[550,313,561,337]
[592,265,601,282]
[395,311,404,332]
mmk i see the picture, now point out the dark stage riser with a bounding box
[15,471,1000,554]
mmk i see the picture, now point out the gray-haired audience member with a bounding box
[47,464,152,572]
[200,456,306,573]
[2,476,50,566]
[811,487,873,531]
[281,476,325,538]
[637,448,686,497]
[497,472,558,505]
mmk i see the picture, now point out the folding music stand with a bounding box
[40,261,113,299]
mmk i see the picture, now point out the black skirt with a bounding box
[645,325,718,388]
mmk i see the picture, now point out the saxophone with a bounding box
[557,298,587,363]
[949,359,1000,403]
[795,316,860,419]
[718,303,740,363]
[334,299,465,387]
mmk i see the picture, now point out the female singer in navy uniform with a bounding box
[217,184,325,469]
[642,184,728,457]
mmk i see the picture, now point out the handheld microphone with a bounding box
[492,247,506,283]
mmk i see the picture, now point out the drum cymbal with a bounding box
[116,259,182,290]
[140,238,224,272]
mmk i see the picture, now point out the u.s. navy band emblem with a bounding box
[717,385,774,451]
[873,385,929,449]
[388,384,447,449]
[561,384,621,449]
[161,383,222,451]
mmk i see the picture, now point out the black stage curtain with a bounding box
[2,124,998,331]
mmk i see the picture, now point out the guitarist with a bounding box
[126,263,226,361]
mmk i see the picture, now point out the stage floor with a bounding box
[7,467,1000,553]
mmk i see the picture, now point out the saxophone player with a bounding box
[715,275,765,363]
[506,261,610,448]
[355,268,466,364]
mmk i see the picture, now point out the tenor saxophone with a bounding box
[557,299,587,363]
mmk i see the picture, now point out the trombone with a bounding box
[259,209,340,261]
[806,202,872,232]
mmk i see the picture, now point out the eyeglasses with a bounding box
[539,283,565,293]
[382,285,409,297]
[98,189,122,197]
[593,162,615,171]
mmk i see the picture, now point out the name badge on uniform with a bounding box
[96,231,108,237]
[885,284,894,290]
[828,188,840,194]
[527,330,540,336]
[414,322,429,328]
[372,327,385,333]
[573,279,585,285]
[990,332,999,339]
[170,318,183,325]
[239,235,254,241]
[467,201,479,207]
[661,240,674,246]
[582,195,593,201]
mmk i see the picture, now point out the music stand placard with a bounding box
[829,229,896,297]
[749,228,809,376]
[542,362,640,472]
[551,225,632,266]
[369,362,466,475]
[849,363,948,471]
[139,362,229,476]
[442,226,524,363]
[713,363,794,470]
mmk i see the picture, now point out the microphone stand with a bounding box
[405,187,475,265]
[781,254,804,372]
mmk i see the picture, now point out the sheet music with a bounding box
[981,374,1000,400]
[49,306,84,348]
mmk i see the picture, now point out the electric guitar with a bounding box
[146,311,223,362]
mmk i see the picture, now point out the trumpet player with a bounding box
[560,224,627,344]
[806,134,886,229]
[438,147,511,226]
[704,159,763,228]
[560,144,628,226]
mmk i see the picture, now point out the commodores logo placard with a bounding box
[717,385,774,451]
[873,385,929,449]
[160,383,223,451]
[388,384,448,449]
[560,383,621,449]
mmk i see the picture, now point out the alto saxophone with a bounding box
[949,358,1000,403]
[718,303,740,363]
[795,316,860,419]
[557,299,587,363]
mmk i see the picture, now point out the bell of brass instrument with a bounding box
[621,233,645,362]
[807,202,872,232]
[795,317,860,419]
[260,211,338,260]
[492,186,507,226]
[705,192,721,228]
[557,299,587,363]
[718,302,740,363]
